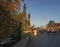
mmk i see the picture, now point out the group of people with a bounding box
[47,29,56,35]
[39,28,60,35]
[32,28,60,36]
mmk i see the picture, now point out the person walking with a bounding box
[47,29,50,35]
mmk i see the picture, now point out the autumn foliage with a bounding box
[0,0,22,40]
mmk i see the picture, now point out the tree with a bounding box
[0,0,21,40]
[0,0,25,40]
[46,20,55,26]
[48,20,55,24]
[0,0,21,15]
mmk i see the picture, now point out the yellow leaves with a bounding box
[19,13,24,20]
[0,0,13,12]
[15,0,20,5]
[12,14,20,21]
[0,0,22,39]
[0,0,21,16]
[13,0,20,12]
[11,12,24,22]
[6,1,13,11]
[0,1,6,10]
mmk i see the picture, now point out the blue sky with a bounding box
[23,0,60,27]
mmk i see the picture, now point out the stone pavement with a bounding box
[27,31,60,47]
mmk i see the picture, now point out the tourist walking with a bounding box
[47,29,50,35]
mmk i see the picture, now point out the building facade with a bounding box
[47,23,60,30]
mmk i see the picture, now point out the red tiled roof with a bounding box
[48,23,60,27]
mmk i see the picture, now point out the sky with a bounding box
[23,0,60,27]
